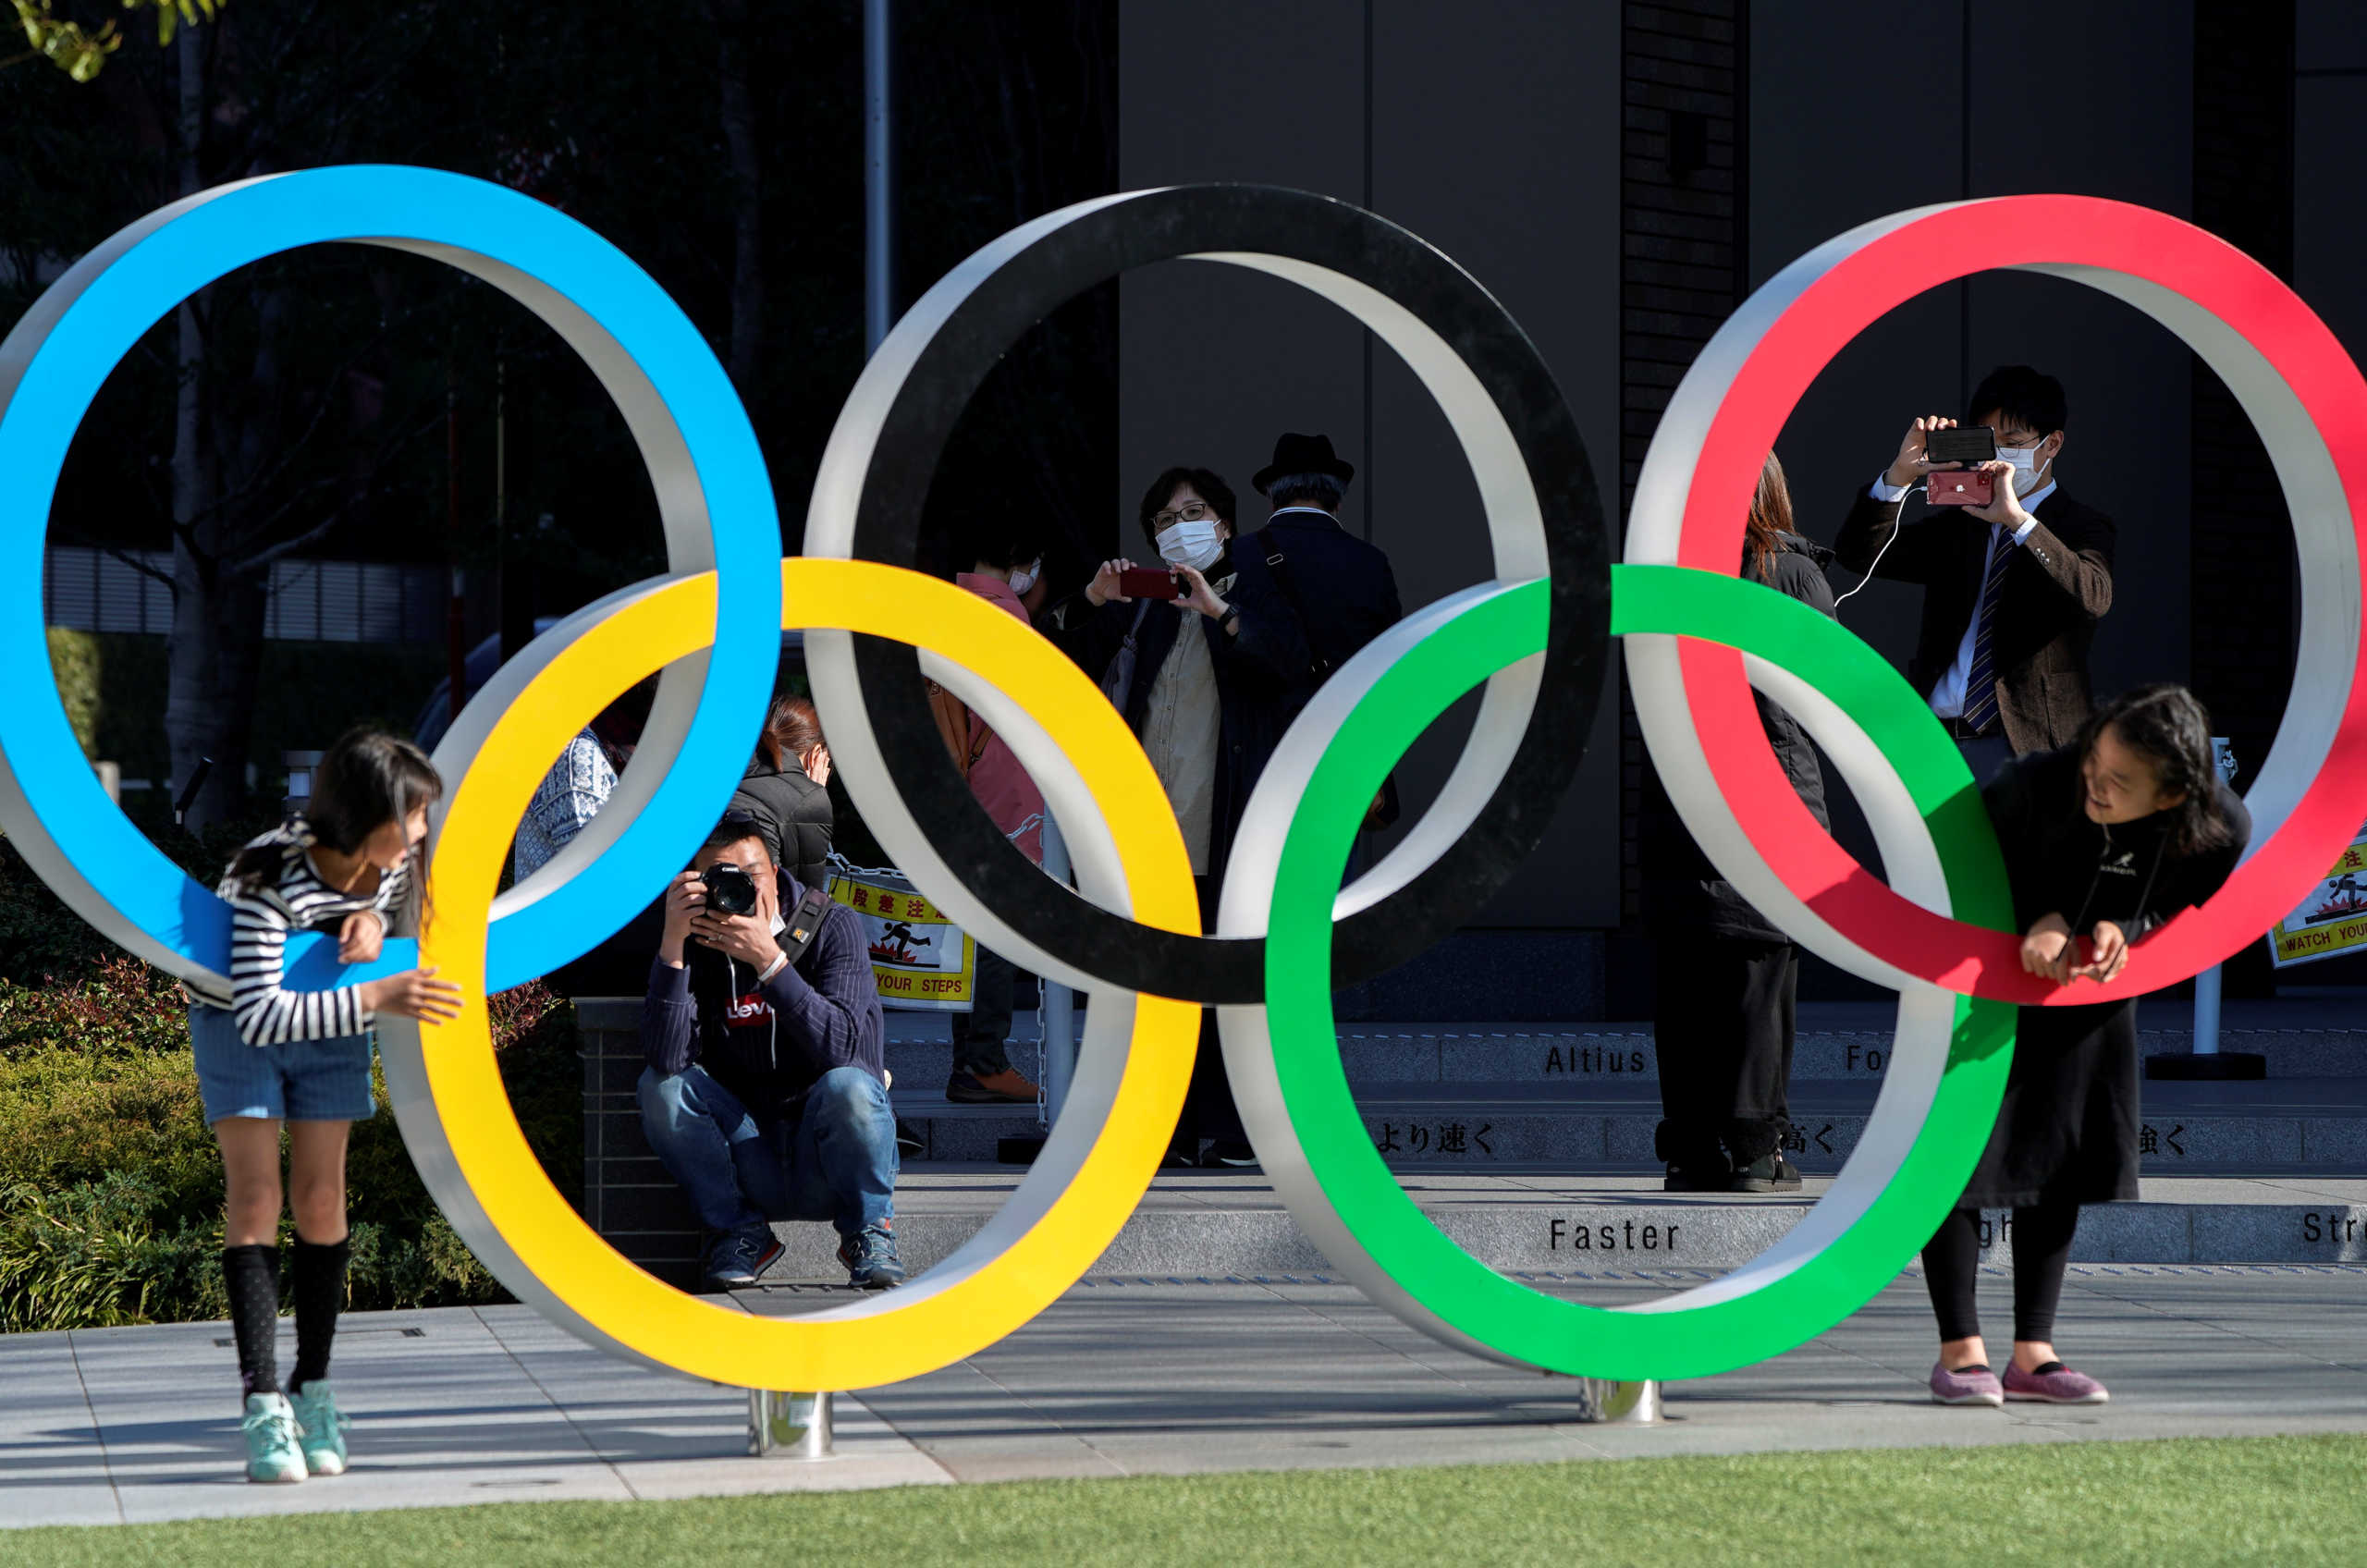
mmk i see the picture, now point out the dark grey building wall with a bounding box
[1751,0,2195,714]
[1118,0,1623,928]
[1117,0,2353,949]
[2296,2,2367,369]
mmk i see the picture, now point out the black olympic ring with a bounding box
[823,184,1608,1003]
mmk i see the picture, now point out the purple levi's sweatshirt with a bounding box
[639,869,885,1116]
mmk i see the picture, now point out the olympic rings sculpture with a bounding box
[2,167,2361,1393]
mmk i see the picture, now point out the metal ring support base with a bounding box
[749,1390,834,1458]
[1567,1378,1661,1425]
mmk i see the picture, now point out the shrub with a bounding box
[0,960,582,1329]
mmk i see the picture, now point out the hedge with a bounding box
[0,836,582,1332]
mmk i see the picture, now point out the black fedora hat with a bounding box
[1252,432,1355,495]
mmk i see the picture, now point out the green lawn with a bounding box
[12,1435,2365,1566]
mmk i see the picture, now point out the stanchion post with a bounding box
[1039,814,1076,1126]
[748,1390,833,1458]
[1568,1378,1661,1424]
[2149,738,2264,1080]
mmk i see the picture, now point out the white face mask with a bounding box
[1007,558,1040,595]
[1156,519,1224,571]
[1997,440,2053,496]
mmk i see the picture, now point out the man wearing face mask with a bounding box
[940,521,1049,1106]
[1834,365,2116,783]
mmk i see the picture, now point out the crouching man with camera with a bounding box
[637,811,903,1292]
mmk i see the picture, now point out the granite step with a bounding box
[699,1172,2367,1287]
[875,1008,2367,1088]
[885,1076,2367,1173]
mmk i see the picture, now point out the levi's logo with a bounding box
[724,990,775,1027]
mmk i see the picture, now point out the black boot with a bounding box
[1654,1120,1729,1193]
[1723,1119,1801,1193]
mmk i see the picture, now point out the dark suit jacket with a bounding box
[1834,486,2116,753]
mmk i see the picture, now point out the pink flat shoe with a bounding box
[2003,1360,2109,1403]
[1929,1361,2004,1407]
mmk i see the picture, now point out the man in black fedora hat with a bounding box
[1243,432,1402,688]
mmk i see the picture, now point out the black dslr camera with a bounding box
[701,862,759,917]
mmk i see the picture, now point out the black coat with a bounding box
[729,765,833,894]
[1050,512,1403,874]
[1640,533,1835,943]
[1956,746,2250,1209]
[1834,487,2116,753]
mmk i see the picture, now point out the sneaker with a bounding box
[1728,1153,1803,1194]
[241,1391,307,1483]
[2004,1360,2110,1404]
[838,1222,907,1290]
[288,1380,350,1476]
[947,1068,1039,1104]
[1929,1361,2005,1407]
[1199,1139,1259,1170]
[1663,1162,1729,1193]
[704,1227,783,1291]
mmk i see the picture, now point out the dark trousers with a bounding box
[1654,937,1797,1167]
[1178,874,1246,1146]
[1920,1201,2079,1345]
[949,943,1015,1078]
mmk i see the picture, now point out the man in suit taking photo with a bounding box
[1834,365,2116,783]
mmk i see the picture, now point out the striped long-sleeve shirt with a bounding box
[184,822,411,1046]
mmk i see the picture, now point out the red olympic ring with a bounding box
[1670,196,2367,1005]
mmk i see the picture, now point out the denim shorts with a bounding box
[189,1004,377,1123]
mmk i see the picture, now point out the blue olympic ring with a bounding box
[0,165,781,992]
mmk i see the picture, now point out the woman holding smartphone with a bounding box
[1925,684,2247,1407]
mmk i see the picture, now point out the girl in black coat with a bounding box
[1644,451,1834,1194]
[1925,683,2248,1408]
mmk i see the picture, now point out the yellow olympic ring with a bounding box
[378,558,1198,1390]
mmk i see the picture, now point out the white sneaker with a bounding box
[241,1392,306,1483]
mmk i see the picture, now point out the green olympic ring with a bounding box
[1238,565,2017,1380]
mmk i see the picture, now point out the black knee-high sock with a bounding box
[222,1243,281,1400]
[289,1237,350,1394]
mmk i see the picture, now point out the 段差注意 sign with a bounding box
[2268,825,2367,967]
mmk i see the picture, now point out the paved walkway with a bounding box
[7,1264,2366,1527]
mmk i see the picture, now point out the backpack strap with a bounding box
[1257,539,1333,681]
[779,885,833,967]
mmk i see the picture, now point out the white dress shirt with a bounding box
[1866,472,2054,719]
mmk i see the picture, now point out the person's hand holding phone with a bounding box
[1963,459,2034,533]
[1085,557,1137,606]
[1885,415,1964,488]
[1173,562,1228,624]
[2020,912,2076,985]
[2070,920,2129,984]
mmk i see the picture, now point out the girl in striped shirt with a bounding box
[187,727,462,1483]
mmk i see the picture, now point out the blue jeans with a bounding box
[637,1063,897,1239]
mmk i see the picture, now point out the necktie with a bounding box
[1960,532,2014,735]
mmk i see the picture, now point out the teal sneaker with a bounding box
[288,1380,350,1476]
[241,1392,306,1483]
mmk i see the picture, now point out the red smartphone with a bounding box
[1117,566,1182,600]
[1926,469,1996,508]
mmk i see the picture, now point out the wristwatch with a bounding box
[1219,604,1241,633]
